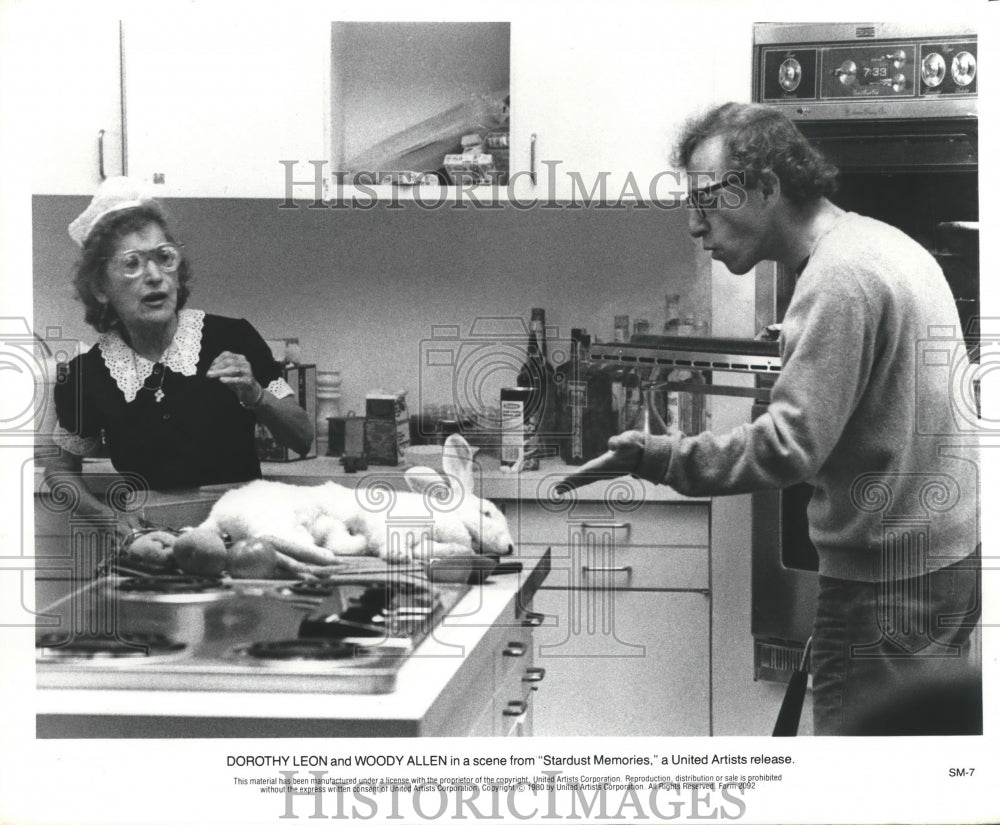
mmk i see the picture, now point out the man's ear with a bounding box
[759,169,780,199]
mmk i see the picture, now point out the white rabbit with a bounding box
[198,478,368,565]
[198,435,514,565]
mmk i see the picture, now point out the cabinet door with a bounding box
[122,16,328,197]
[30,18,123,193]
[510,15,710,202]
[532,588,710,736]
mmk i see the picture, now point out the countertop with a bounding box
[55,453,703,505]
[35,547,551,738]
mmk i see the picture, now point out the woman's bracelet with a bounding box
[240,383,266,410]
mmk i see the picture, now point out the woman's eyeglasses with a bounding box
[686,175,746,219]
[111,243,182,278]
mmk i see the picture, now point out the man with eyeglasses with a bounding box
[559,102,981,736]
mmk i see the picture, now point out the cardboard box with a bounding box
[364,391,410,466]
[256,364,317,462]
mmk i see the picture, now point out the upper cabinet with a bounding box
[510,12,749,202]
[122,16,329,198]
[31,11,752,201]
[31,19,124,194]
[331,22,510,191]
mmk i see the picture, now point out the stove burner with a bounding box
[241,639,369,662]
[37,632,186,661]
[284,579,340,598]
[116,575,233,603]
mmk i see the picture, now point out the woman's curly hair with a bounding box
[72,205,194,333]
[672,102,838,205]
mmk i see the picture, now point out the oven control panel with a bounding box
[754,28,977,119]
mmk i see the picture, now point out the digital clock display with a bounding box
[863,65,889,79]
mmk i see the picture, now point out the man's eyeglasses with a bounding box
[111,243,182,278]
[686,175,746,219]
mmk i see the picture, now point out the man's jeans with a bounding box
[811,548,981,736]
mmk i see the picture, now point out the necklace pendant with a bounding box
[155,388,165,403]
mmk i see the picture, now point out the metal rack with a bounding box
[588,336,782,403]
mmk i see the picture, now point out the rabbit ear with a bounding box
[404,466,446,495]
[442,434,476,492]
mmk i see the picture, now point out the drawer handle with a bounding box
[580,521,632,538]
[521,611,546,628]
[523,667,546,683]
[582,565,633,575]
[503,699,528,717]
[503,641,526,657]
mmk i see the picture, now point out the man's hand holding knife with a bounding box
[554,430,647,495]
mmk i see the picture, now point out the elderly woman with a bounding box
[47,178,313,530]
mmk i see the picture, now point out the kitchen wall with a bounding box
[33,195,710,416]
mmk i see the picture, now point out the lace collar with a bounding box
[98,309,206,402]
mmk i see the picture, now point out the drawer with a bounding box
[495,662,536,737]
[494,615,535,688]
[424,594,544,736]
[537,542,708,591]
[507,501,708,548]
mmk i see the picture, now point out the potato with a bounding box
[226,537,279,579]
[172,528,227,576]
[126,530,177,567]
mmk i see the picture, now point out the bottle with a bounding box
[613,314,630,343]
[558,331,617,463]
[579,332,617,460]
[662,293,681,334]
[557,328,586,465]
[517,308,558,459]
[675,316,708,435]
[500,386,532,468]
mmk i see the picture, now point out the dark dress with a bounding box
[53,310,287,490]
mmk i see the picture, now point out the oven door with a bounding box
[803,117,979,352]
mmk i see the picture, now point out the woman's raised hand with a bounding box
[206,351,262,407]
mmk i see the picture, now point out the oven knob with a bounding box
[778,57,802,92]
[882,49,907,69]
[921,52,946,88]
[891,73,907,93]
[832,60,857,86]
[951,51,977,87]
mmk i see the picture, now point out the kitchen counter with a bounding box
[54,453,702,505]
[35,547,551,738]
[33,451,700,737]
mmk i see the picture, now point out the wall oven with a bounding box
[749,22,979,681]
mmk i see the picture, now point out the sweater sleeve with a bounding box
[635,259,879,497]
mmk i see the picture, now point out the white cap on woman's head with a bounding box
[68,176,164,247]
